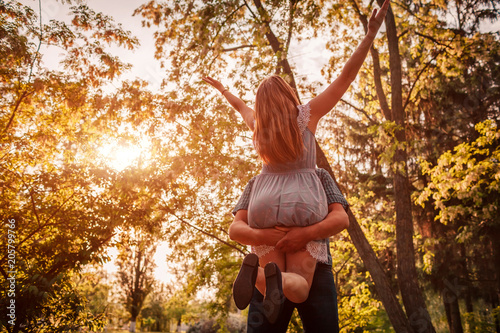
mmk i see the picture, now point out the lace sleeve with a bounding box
[297,103,311,133]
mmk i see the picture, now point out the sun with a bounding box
[98,139,150,171]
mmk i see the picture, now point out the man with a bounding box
[230,168,349,332]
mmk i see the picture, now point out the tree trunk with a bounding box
[378,2,436,331]
[316,143,414,333]
[443,289,464,333]
[129,319,137,332]
[492,291,500,333]
[177,317,182,332]
[493,235,500,333]
[252,0,300,98]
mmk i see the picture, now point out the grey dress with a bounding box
[247,103,329,263]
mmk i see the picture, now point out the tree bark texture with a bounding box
[252,0,300,97]
[316,143,414,333]
[378,1,436,332]
[129,320,137,333]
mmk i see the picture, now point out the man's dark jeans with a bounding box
[246,263,340,333]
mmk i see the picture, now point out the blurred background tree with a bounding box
[0,1,144,331]
[116,229,157,332]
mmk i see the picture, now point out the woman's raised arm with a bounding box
[202,76,255,131]
[307,0,390,133]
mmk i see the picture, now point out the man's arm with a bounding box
[229,210,287,246]
[229,169,349,251]
[229,205,348,250]
[275,203,349,253]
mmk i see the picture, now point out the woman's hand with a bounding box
[307,0,390,127]
[367,0,390,37]
[202,76,225,94]
[202,76,255,130]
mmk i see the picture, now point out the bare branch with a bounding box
[252,0,300,101]
[284,0,297,58]
[222,44,256,52]
[415,32,454,49]
[340,98,377,126]
[242,0,258,20]
[397,28,410,40]
[168,211,247,255]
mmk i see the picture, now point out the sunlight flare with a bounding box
[98,139,150,171]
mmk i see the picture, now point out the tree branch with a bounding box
[369,47,392,120]
[0,191,77,265]
[2,90,29,135]
[402,51,441,113]
[222,44,256,52]
[242,0,258,20]
[29,187,41,227]
[252,0,300,102]
[340,98,377,126]
[168,211,247,255]
[397,28,410,40]
[210,3,246,48]
[403,34,457,113]
[415,31,454,49]
[284,0,297,59]
[27,0,43,85]
[3,0,43,135]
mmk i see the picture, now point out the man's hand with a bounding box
[229,214,287,246]
[274,203,349,253]
[275,226,310,253]
[254,227,288,246]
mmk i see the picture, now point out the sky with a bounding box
[21,0,333,91]
[21,0,500,87]
[23,0,161,86]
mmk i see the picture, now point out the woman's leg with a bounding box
[256,248,316,304]
[282,250,316,303]
[253,249,287,324]
[255,248,286,296]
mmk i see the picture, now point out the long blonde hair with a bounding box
[253,75,303,165]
